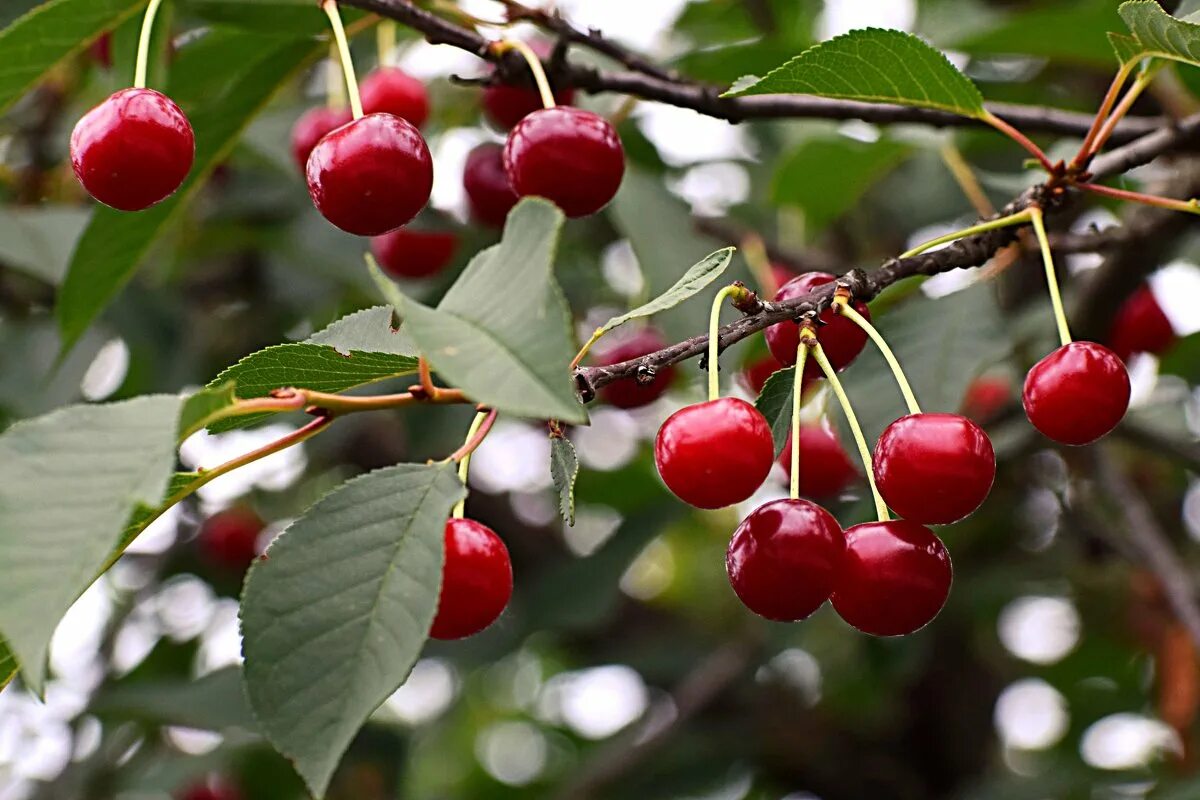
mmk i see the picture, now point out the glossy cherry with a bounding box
[371,227,458,279]
[1023,341,1130,446]
[873,413,995,525]
[483,41,575,129]
[463,143,519,227]
[360,67,430,128]
[961,375,1011,423]
[70,88,195,211]
[1109,284,1176,362]
[764,273,870,380]
[831,520,952,637]
[306,113,433,236]
[290,106,352,170]
[504,106,624,218]
[595,328,676,409]
[780,421,858,500]
[726,499,844,621]
[430,518,513,640]
[654,397,775,509]
[197,507,264,573]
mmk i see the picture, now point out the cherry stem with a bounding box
[834,299,922,417]
[979,110,1054,173]
[740,233,778,297]
[452,408,497,517]
[326,41,347,110]
[498,39,556,109]
[571,328,604,370]
[1073,60,1137,169]
[899,208,1033,260]
[377,19,397,67]
[707,284,742,401]
[789,336,809,502]
[133,0,166,90]
[1087,66,1159,162]
[1028,206,1073,347]
[1077,181,1200,215]
[809,336,889,523]
[322,0,364,119]
[939,140,994,217]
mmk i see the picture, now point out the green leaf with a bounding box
[187,0,340,36]
[0,638,16,692]
[1109,32,1146,65]
[93,667,257,732]
[306,305,416,356]
[755,366,796,456]
[0,0,147,116]
[178,382,238,441]
[114,471,200,556]
[0,395,181,692]
[241,462,465,798]
[950,0,1124,67]
[379,199,588,424]
[724,28,986,118]
[1159,331,1200,384]
[550,434,579,526]
[596,248,735,336]
[0,207,91,286]
[1119,0,1200,68]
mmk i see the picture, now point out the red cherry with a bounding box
[654,397,775,509]
[594,328,676,409]
[360,67,430,129]
[504,107,624,218]
[740,351,785,396]
[177,778,244,800]
[371,227,458,279]
[769,263,794,295]
[463,143,519,227]
[831,520,952,636]
[197,508,264,573]
[482,40,575,129]
[306,113,433,236]
[873,413,995,525]
[961,376,1010,423]
[70,88,195,212]
[89,33,113,69]
[779,421,858,500]
[764,273,870,380]
[430,518,513,640]
[726,498,844,621]
[1023,341,1130,446]
[290,106,352,171]
[1108,284,1176,362]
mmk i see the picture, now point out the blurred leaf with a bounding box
[550,434,579,526]
[241,462,464,798]
[115,471,199,554]
[0,395,180,692]
[755,365,796,455]
[185,0,343,36]
[0,207,91,285]
[724,28,986,118]
[596,247,735,336]
[178,381,237,440]
[1159,331,1200,384]
[0,639,14,691]
[93,667,257,732]
[379,199,588,424]
[1120,0,1200,68]
[950,0,1123,66]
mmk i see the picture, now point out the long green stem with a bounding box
[836,301,921,416]
[133,0,166,89]
[789,339,809,501]
[377,19,397,67]
[1028,206,1072,347]
[899,209,1032,259]
[810,340,889,522]
[501,39,556,109]
[322,0,364,119]
[327,41,346,110]
[452,409,496,518]
[707,285,741,401]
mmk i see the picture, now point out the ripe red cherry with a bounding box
[177,778,244,800]
[463,143,519,227]
[654,397,775,509]
[1109,284,1176,362]
[1023,341,1130,446]
[290,106,352,171]
[764,273,870,380]
[726,498,844,621]
[961,375,1010,423]
[482,40,575,129]
[595,328,676,409]
[873,413,995,525]
[770,263,794,294]
[504,106,625,218]
[371,227,458,279]
[831,520,952,637]
[740,351,785,396]
[430,518,513,640]
[779,421,858,500]
[360,67,430,128]
[197,507,265,573]
[70,88,195,211]
[306,113,433,236]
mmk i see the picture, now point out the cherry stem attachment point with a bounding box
[133,0,166,89]
[377,19,397,67]
[834,298,922,417]
[980,110,1054,173]
[809,336,889,522]
[452,408,497,517]
[571,328,604,371]
[1028,205,1073,347]
[1073,60,1137,169]
[707,284,745,401]
[322,0,364,119]
[789,333,810,501]
[1077,181,1200,216]
[497,39,556,109]
[899,208,1033,260]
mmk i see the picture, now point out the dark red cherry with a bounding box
[764,273,870,380]
[463,143,519,227]
[726,498,844,621]
[197,507,264,573]
[740,351,785,396]
[177,778,244,800]
[482,40,575,129]
[430,518,513,640]
[654,397,774,509]
[290,106,352,171]
[831,520,952,636]
[1108,284,1176,362]
[371,227,458,279]
[873,413,995,525]
[89,33,113,69]
[70,88,195,211]
[1023,341,1130,446]
[595,328,676,409]
[769,263,794,295]
[961,375,1010,423]
[360,67,430,129]
[306,113,433,236]
[780,421,858,500]
[504,106,624,218]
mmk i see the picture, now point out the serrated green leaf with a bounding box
[379,199,588,424]
[550,434,579,526]
[1119,0,1200,68]
[1109,32,1146,65]
[241,462,466,799]
[307,305,415,356]
[724,28,985,118]
[755,366,797,456]
[596,248,735,337]
[178,382,237,441]
[0,395,181,692]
